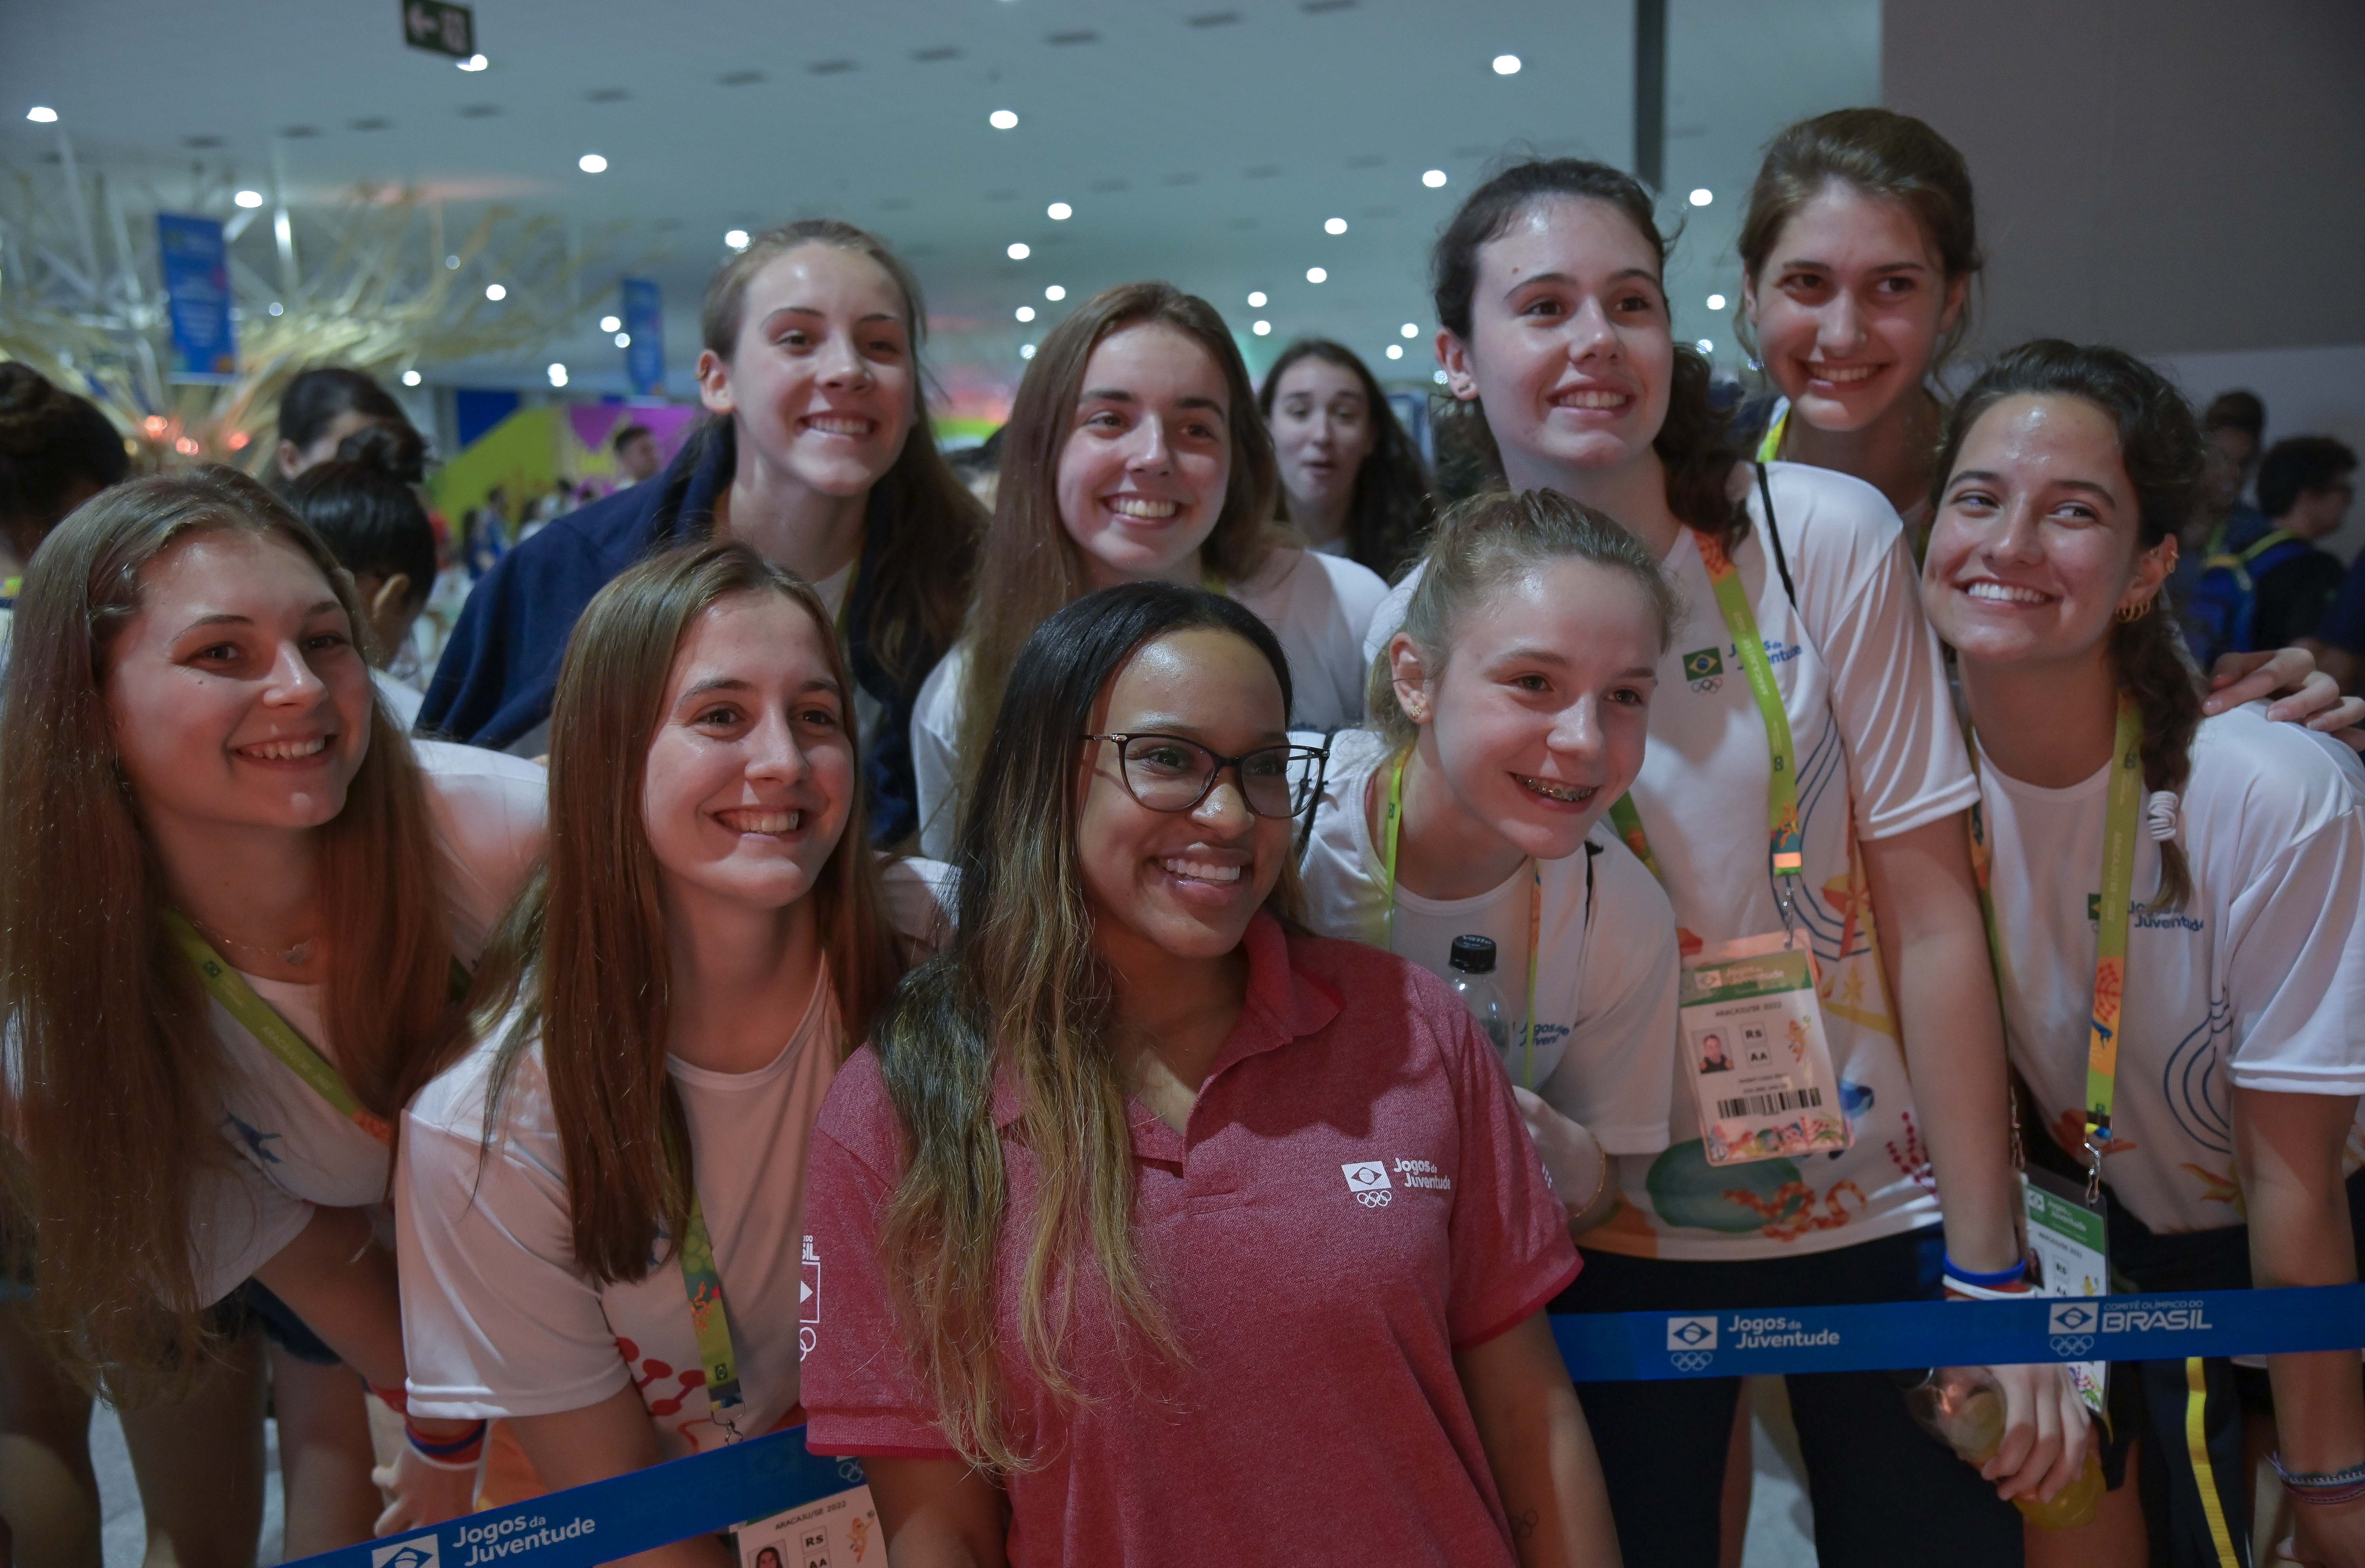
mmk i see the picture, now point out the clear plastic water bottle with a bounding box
[1900,1365,2104,1529]
[1447,935,1514,1056]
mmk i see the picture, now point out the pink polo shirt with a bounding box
[800,912,1580,1568]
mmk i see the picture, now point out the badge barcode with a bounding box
[1716,1085,1824,1119]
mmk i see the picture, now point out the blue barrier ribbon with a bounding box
[294,1285,2365,1566]
[291,1429,862,1568]
[1551,1282,2365,1381]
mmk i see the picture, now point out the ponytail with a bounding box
[1370,488,1677,751]
[1936,340,2207,909]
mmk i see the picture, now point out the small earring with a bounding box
[2116,597,2152,623]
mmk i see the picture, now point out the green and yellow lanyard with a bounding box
[1378,751,1542,1090]
[1609,529,1806,910]
[1967,698,2145,1206]
[676,1185,752,1441]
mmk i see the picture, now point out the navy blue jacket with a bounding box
[418,422,939,844]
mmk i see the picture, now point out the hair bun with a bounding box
[334,419,426,485]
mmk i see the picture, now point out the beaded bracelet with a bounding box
[405,1417,490,1472]
[2270,1453,2365,1506]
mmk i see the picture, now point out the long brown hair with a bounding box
[1736,107,1982,375]
[1430,158,1742,543]
[955,282,1280,779]
[1256,337,1437,581]
[698,218,982,689]
[1935,341,2204,908]
[879,582,1304,1472]
[1371,489,1678,750]
[467,540,914,1286]
[0,468,452,1390]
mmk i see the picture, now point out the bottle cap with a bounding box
[1448,934,1498,973]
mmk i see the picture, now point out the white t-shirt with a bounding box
[193,741,548,1306]
[373,666,426,731]
[1978,703,2365,1236]
[910,545,1390,858]
[1370,463,1978,1261]
[1299,728,1678,1154]
[396,859,950,1456]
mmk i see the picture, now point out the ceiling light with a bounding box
[268,301,284,316]
[1324,217,1347,235]
[1492,54,1521,74]
[1695,338,1714,353]
[401,370,422,387]
[1252,320,1271,336]
[445,254,460,269]
[1247,291,1267,307]
[1015,305,1035,322]
[1045,285,1066,301]
[1385,345,1403,360]
[457,53,488,71]
[578,153,608,173]
[1305,267,1327,284]
[725,229,750,250]
[233,189,264,209]
[25,107,58,124]
[1020,343,1037,360]
[485,283,507,301]
[1688,187,1712,207]
[1706,293,1727,311]
[142,416,168,437]
[614,332,631,347]
[600,314,622,332]
[175,435,202,456]
[1007,242,1030,260]
[228,430,252,450]
[1422,169,1447,189]
[548,363,568,386]
[1047,201,1072,220]
[988,109,1019,130]
[1400,322,1419,338]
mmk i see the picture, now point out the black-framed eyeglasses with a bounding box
[1083,732,1331,823]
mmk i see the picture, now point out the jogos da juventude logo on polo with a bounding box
[1683,646,1724,692]
[1342,1161,1392,1207]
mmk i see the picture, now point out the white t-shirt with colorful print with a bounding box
[1369,462,1979,1261]
[1976,703,2365,1234]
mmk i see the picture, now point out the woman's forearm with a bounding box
[510,1387,733,1567]
[1863,818,2020,1272]
[1456,1314,1622,1567]
[249,1204,408,1390]
[2237,1087,2365,1474]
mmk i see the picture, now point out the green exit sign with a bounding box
[402,0,475,59]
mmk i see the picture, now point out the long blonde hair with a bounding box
[954,282,1279,782]
[0,468,453,1391]
[879,583,1303,1472]
[464,541,916,1285]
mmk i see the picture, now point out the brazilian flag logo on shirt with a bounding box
[1683,647,1724,681]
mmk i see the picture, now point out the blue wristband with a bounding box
[1943,1255,2027,1288]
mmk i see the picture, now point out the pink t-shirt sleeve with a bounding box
[1438,1004,1583,1350]
[799,1052,960,1458]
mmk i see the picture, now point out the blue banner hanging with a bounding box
[622,277,664,395]
[156,212,238,383]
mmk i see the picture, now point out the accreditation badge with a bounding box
[1680,931,1851,1166]
[2022,1166,2110,1418]
[737,1481,880,1567]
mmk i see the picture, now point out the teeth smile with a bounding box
[1109,497,1180,520]
[1965,581,2049,605]
[1556,389,1629,409]
[804,415,873,436]
[1807,364,1881,384]
[238,736,330,761]
[1515,774,1594,803]
[1160,856,1241,883]
[720,809,803,834]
